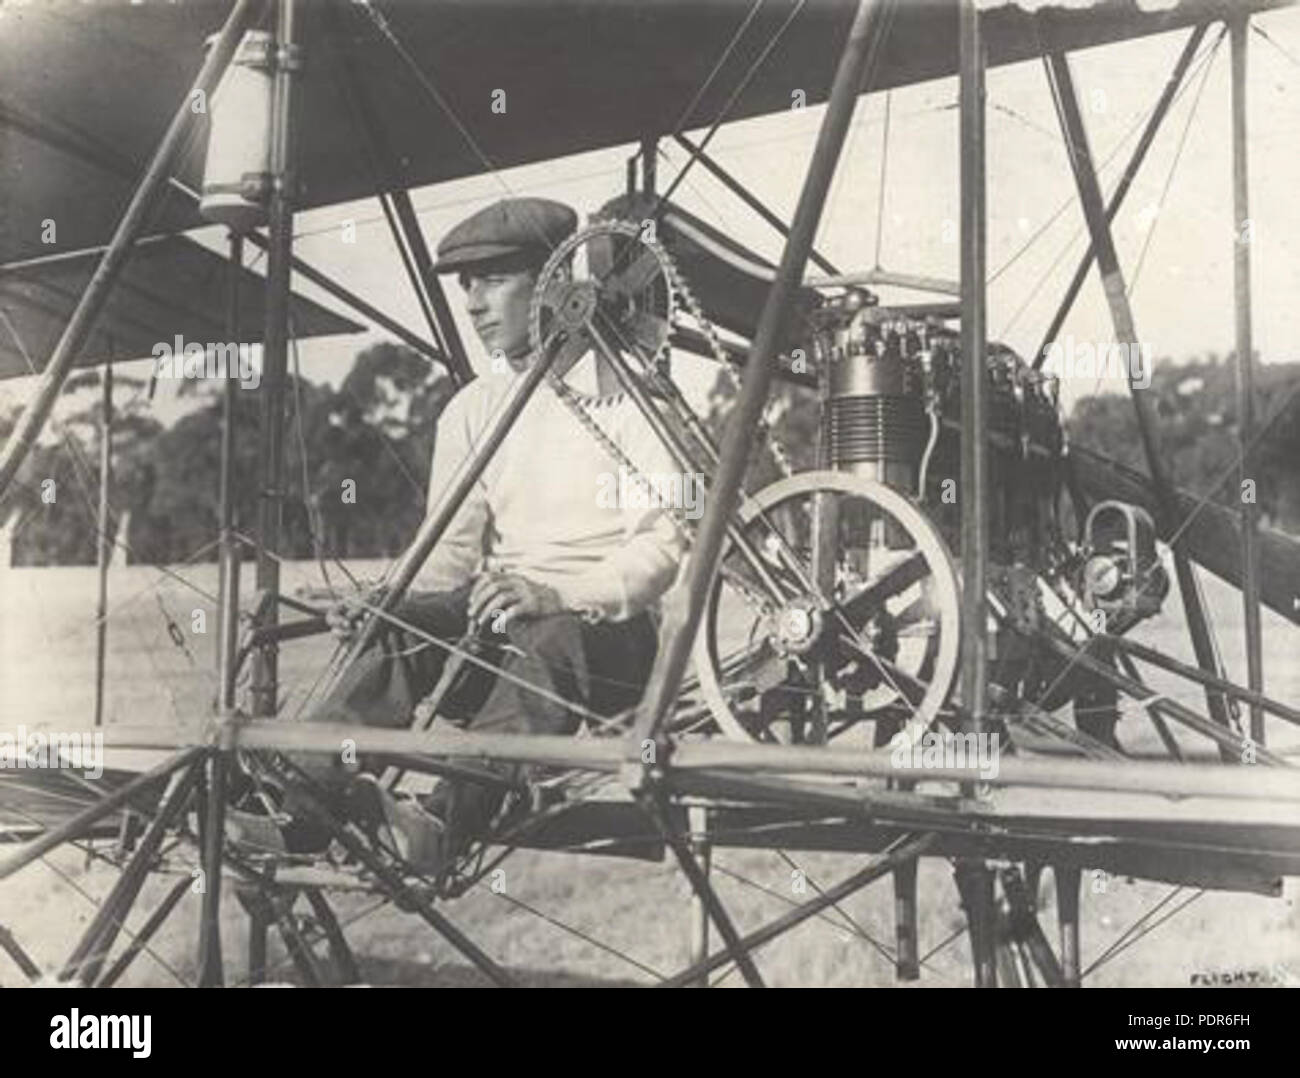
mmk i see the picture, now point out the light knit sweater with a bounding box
[415,360,686,622]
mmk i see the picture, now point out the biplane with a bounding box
[1,0,1299,989]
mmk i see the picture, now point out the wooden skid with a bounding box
[507,794,1299,894]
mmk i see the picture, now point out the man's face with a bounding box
[459,262,538,363]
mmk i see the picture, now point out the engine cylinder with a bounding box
[816,301,925,492]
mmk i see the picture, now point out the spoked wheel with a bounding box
[692,471,961,746]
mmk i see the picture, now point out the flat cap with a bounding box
[433,197,578,273]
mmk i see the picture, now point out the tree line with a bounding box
[1,345,1295,568]
[0,343,453,567]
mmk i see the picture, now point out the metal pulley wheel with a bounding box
[692,471,962,747]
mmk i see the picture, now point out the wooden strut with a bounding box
[1102,633,1300,730]
[272,891,329,986]
[0,0,262,500]
[892,855,920,980]
[234,887,328,986]
[999,865,1067,988]
[956,0,995,989]
[96,878,192,988]
[1035,628,1289,766]
[303,888,362,984]
[644,789,766,988]
[1055,864,1083,988]
[209,844,361,991]
[994,909,1026,987]
[200,227,246,990]
[805,268,961,295]
[115,718,1300,801]
[0,923,42,983]
[216,232,243,713]
[197,747,227,987]
[639,764,1300,869]
[220,0,306,988]
[241,229,445,362]
[277,763,518,987]
[631,0,898,752]
[686,804,711,988]
[241,886,272,986]
[93,357,113,728]
[1230,14,1264,744]
[249,0,299,720]
[657,833,935,988]
[953,860,997,988]
[0,747,203,882]
[1034,22,1210,367]
[641,136,657,197]
[61,760,201,985]
[1115,649,1184,761]
[324,0,472,386]
[230,886,268,981]
[959,0,989,745]
[672,132,842,278]
[1042,34,1240,756]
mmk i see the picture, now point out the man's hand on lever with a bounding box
[324,586,389,645]
[468,572,563,632]
[325,597,368,645]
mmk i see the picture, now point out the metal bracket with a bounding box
[275,43,305,72]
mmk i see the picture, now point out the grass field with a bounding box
[1,559,1297,987]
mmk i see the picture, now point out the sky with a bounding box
[5,3,1300,433]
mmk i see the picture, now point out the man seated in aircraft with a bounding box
[282,197,684,873]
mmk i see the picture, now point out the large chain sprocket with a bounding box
[528,219,680,382]
[528,218,791,509]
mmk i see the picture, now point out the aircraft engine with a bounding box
[808,292,1067,571]
[812,289,927,495]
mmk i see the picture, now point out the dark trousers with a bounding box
[305,583,658,841]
